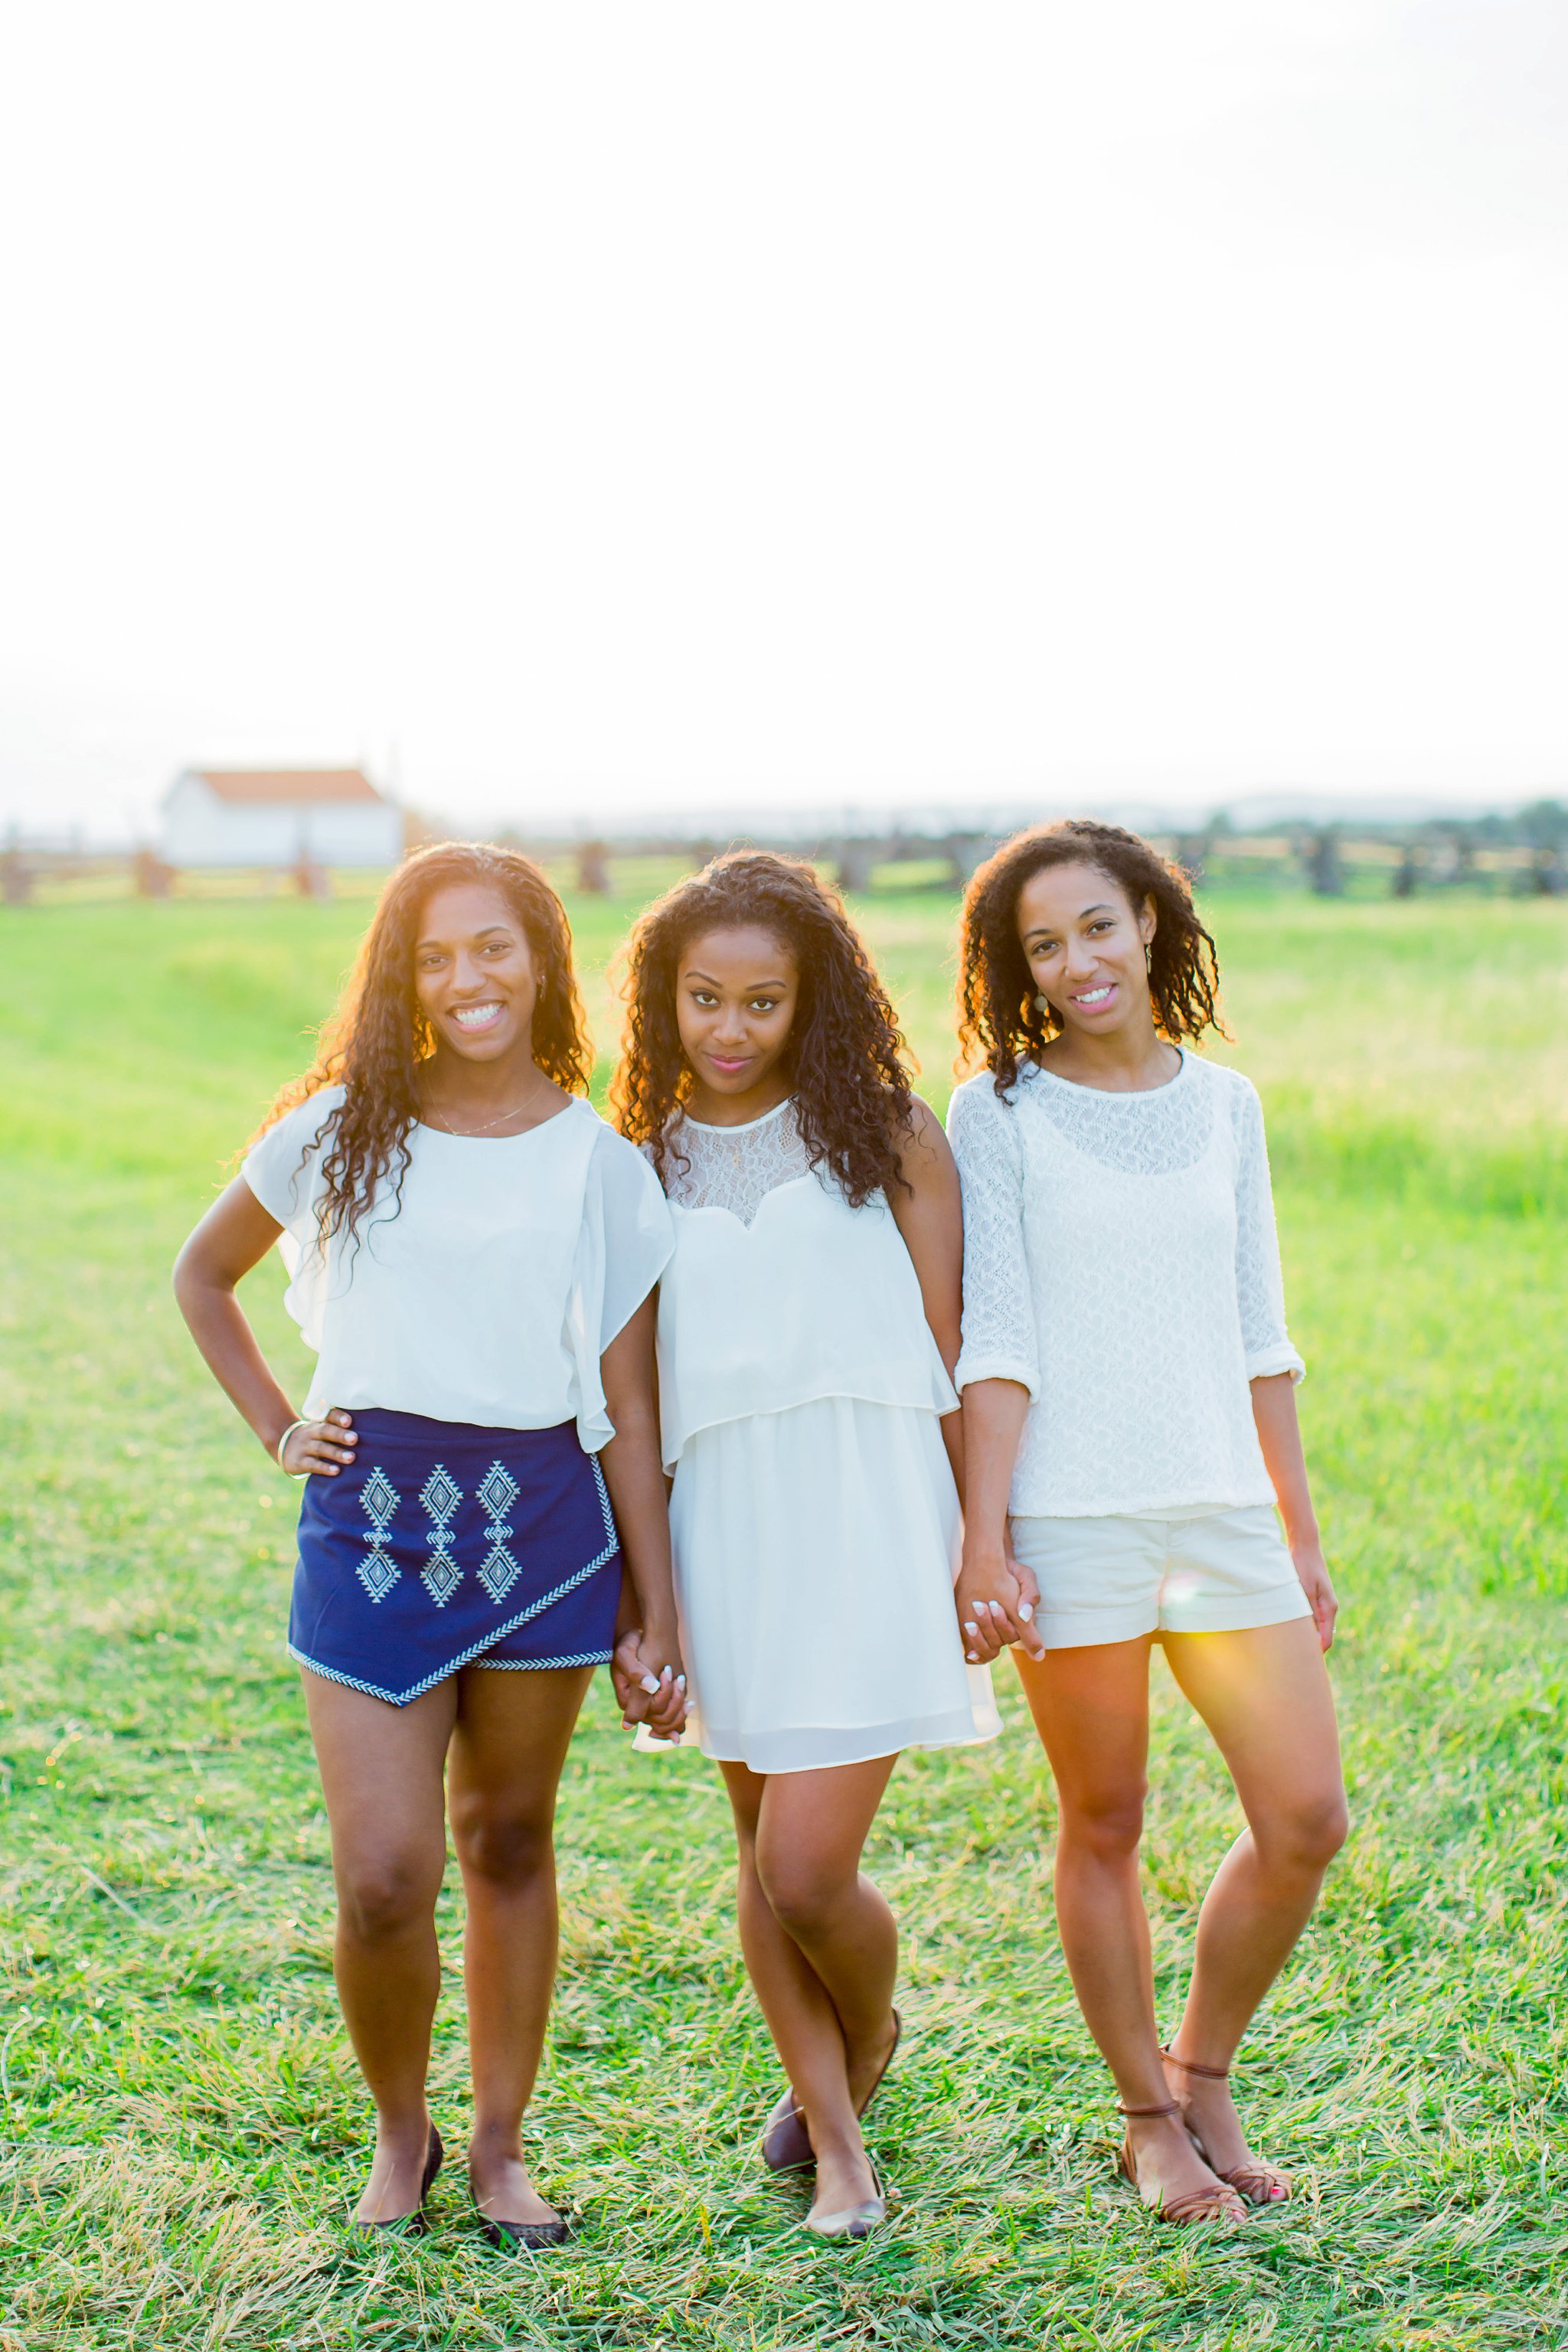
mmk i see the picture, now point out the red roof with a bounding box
[191,768,384,805]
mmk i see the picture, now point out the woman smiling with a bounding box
[948,819,1348,2233]
[173,842,685,2243]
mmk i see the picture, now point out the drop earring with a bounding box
[1035,992,1052,1013]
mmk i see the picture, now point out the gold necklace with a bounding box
[423,1072,552,1136]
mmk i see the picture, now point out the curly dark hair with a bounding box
[256,841,591,1243]
[958,818,1227,1093]
[612,851,915,1208]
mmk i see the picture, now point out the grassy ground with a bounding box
[2,886,1566,2350]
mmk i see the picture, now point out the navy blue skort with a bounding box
[289,1410,622,1707]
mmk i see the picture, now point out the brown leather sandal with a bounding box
[761,2008,902,2174]
[1116,2100,1246,2226]
[1161,2047,1290,2206]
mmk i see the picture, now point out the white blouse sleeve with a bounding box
[240,1090,343,1236]
[947,1078,1043,1402]
[586,1125,676,1348]
[1229,1076,1305,1383]
[564,1124,676,1452]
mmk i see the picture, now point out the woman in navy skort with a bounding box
[175,843,686,2243]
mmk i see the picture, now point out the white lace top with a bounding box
[649,1099,957,1468]
[946,1051,1303,1517]
[659,1096,817,1223]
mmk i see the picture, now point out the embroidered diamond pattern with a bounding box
[358,1549,400,1603]
[420,1466,461,1525]
[478,1463,519,1521]
[355,1466,402,1602]
[478,1542,521,1603]
[418,1465,463,1609]
[361,1467,398,1529]
[475,1459,521,1607]
[422,1553,462,1608]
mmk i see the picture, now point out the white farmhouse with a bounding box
[158,768,405,870]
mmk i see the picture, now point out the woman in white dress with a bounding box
[948,819,1348,2230]
[175,844,686,2243]
[614,851,998,2239]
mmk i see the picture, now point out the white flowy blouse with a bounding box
[947,1050,1303,1519]
[243,1088,673,1449]
[652,1099,958,1467]
[644,1099,996,1772]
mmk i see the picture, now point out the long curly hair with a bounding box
[256,841,590,1243]
[612,851,915,1207]
[958,819,1227,1093]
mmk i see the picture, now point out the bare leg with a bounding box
[1159,1618,1348,2187]
[446,1663,596,2227]
[302,1671,456,2223]
[721,1756,900,2220]
[1011,1639,1237,2216]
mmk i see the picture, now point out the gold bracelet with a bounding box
[275,1416,311,1475]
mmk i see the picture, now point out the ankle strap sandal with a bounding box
[1161,2046,1291,2206]
[1115,2099,1244,2226]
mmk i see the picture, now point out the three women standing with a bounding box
[175,822,1344,2240]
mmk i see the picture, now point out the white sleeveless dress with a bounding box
[648,1099,999,1773]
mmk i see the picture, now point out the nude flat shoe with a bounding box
[761,2007,902,2174]
[806,2158,886,2242]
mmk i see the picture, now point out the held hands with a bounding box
[1291,1537,1339,1651]
[955,1536,1047,1664]
[612,1622,689,1739]
[277,1408,358,1478]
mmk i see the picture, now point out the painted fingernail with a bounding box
[1018,1603,1034,1621]
[675,1675,687,1690]
[641,1675,661,1694]
[965,1650,979,1661]
[963,1622,979,1635]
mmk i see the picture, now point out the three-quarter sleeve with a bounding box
[1229,1076,1305,1383]
[946,1077,1043,1401]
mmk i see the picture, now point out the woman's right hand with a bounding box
[279,1408,359,1477]
[955,1537,1045,1663]
[612,1622,689,1736]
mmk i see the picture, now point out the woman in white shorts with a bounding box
[947,819,1348,2232]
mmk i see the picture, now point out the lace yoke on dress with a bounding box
[659,1100,819,1225]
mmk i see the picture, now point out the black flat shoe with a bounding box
[353,2124,444,2236]
[469,2185,574,2250]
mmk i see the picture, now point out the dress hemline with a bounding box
[644,1703,1000,1775]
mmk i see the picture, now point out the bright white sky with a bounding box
[2,0,1565,838]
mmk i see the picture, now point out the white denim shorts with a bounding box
[1008,1505,1311,1649]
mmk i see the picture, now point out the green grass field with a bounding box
[2,884,1566,2350]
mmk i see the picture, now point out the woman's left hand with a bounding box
[1291,1540,1339,1652]
[612,1624,689,1736]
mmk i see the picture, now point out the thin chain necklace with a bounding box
[423,1069,554,1136]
